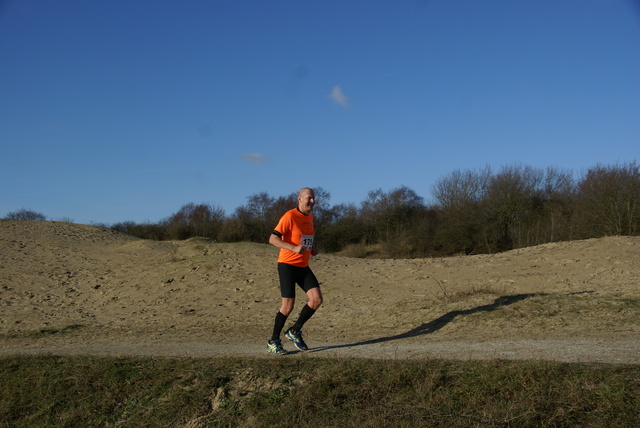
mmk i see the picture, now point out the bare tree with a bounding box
[165,203,225,239]
[432,166,491,254]
[536,167,577,243]
[233,192,281,242]
[360,185,424,243]
[308,187,332,232]
[483,165,544,251]
[575,162,640,237]
[4,209,47,221]
[316,202,366,252]
[432,166,491,210]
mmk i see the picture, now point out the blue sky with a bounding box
[1,0,639,225]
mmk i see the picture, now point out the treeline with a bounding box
[106,162,638,257]
[5,162,639,258]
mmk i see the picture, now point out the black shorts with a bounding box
[277,263,320,299]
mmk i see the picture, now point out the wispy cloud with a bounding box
[10,160,29,168]
[239,153,269,164]
[329,85,350,108]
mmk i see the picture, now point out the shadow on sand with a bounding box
[311,293,545,353]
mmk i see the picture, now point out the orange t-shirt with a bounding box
[273,208,314,267]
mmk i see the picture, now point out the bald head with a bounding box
[297,187,315,214]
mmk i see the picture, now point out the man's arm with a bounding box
[269,232,305,254]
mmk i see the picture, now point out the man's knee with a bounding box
[280,298,295,315]
[307,290,323,310]
[309,298,322,310]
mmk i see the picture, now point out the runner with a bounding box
[266,187,323,355]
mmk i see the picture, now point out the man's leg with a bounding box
[270,312,288,342]
[285,287,323,351]
[290,287,323,332]
[267,264,297,355]
[271,298,295,341]
[271,263,296,342]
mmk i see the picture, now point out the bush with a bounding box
[4,209,46,221]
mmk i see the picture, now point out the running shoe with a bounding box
[285,328,309,351]
[266,339,288,355]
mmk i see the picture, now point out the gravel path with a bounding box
[3,337,639,364]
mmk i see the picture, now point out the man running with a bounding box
[266,187,323,355]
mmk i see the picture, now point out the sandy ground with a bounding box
[1,220,639,363]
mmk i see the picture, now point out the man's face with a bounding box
[298,190,315,214]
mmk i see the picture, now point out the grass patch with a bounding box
[1,356,638,427]
[36,324,84,336]
[495,294,640,326]
[1,324,85,340]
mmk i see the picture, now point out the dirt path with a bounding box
[3,338,639,364]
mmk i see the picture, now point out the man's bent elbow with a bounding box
[268,233,279,246]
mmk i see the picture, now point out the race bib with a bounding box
[301,235,314,251]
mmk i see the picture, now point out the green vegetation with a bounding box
[5,161,639,257]
[1,356,638,427]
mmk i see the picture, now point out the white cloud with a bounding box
[239,153,269,164]
[329,85,350,108]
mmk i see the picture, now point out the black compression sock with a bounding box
[291,304,316,332]
[271,312,288,342]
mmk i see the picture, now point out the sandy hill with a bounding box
[1,220,639,363]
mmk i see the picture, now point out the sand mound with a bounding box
[1,220,639,363]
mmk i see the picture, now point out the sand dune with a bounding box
[1,220,638,363]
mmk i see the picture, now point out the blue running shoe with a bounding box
[285,328,309,351]
[266,339,288,355]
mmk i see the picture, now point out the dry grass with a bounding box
[1,355,638,427]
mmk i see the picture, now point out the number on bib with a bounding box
[301,235,314,251]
